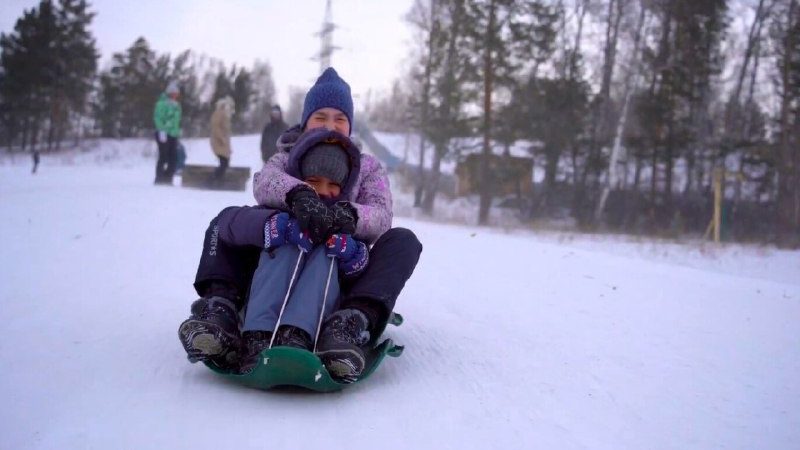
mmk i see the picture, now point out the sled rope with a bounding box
[268,247,305,349]
[313,256,337,353]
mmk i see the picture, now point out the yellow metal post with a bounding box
[713,169,722,243]
[705,168,723,243]
[705,169,744,243]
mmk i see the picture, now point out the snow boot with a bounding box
[275,325,313,350]
[316,309,371,383]
[178,296,241,368]
[239,330,273,373]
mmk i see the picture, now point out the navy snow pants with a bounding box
[193,212,422,330]
[243,245,340,337]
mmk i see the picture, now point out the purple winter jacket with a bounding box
[253,126,393,244]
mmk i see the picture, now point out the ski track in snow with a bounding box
[0,135,799,450]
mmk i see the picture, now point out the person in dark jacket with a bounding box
[260,105,287,163]
[180,130,371,376]
[31,149,40,174]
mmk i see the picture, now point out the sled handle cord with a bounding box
[313,256,337,353]
[268,248,305,349]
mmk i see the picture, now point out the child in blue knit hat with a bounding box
[300,67,354,136]
[254,68,403,382]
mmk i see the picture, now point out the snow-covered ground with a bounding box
[1,135,799,449]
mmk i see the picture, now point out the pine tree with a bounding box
[1,0,97,150]
[463,0,558,224]
[170,50,203,137]
[210,68,234,121]
[508,75,588,198]
[231,67,253,133]
[50,0,98,148]
[631,0,727,227]
[94,37,170,137]
[0,6,42,149]
[770,0,800,240]
[421,0,476,214]
[246,60,276,133]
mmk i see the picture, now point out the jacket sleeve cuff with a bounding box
[217,207,276,247]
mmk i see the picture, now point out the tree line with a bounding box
[365,0,799,245]
[0,0,277,151]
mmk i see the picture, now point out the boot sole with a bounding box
[179,319,239,364]
[316,348,366,383]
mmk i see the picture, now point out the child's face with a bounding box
[305,107,350,135]
[305,175,342,199]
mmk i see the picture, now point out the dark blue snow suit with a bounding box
[193,208,422,331]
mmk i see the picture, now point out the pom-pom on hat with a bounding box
[300,67,354,134]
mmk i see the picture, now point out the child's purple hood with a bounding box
[284,128,361,205]
[253,125,393,244]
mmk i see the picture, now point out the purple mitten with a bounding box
[264,213,314,252]
[325,234,369,277]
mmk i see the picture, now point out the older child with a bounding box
[253,68,407,382]
[180,68,422,383]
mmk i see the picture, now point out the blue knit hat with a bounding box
[301,68,354,134]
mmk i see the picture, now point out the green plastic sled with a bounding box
[203,313,404,392]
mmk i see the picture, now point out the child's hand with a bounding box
[331,201,357,235]
[264,213,314,252]
[325,234,369,277]
[287,186,334,244]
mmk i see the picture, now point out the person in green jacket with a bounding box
[153,81,182,185]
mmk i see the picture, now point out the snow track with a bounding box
[1,135,798,449]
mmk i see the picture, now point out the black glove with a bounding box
[330,201,358,235]
[286,185,334,245]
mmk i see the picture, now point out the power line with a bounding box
[313,0,339,72]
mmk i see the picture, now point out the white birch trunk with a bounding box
[595,1,648,221]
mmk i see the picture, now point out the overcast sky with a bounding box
[1,0,415,106]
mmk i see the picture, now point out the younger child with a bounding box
[178,129,369,378]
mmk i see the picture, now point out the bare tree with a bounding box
[595,0,648,220]
[405,0,440,207]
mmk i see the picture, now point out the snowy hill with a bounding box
[1,135,799,450]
